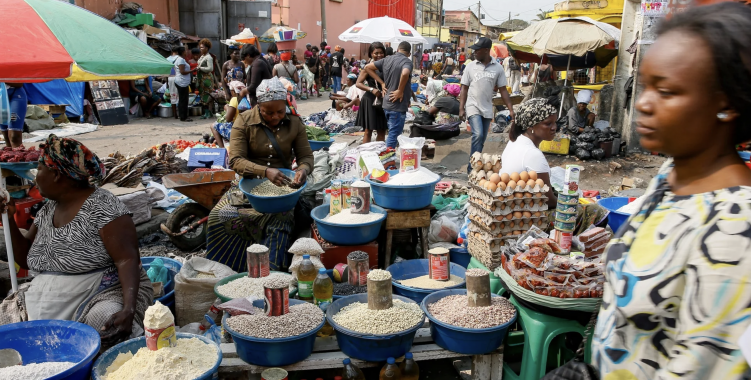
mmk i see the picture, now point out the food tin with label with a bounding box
[428,247,450,281]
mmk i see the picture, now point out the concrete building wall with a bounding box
[75,0,180,29]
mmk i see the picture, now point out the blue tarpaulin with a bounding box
[23,80,85,119]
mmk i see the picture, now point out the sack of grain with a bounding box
[288,255,325,278]
[287,238,324,256]
[174,257,237,326]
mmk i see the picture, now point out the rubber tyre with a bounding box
[165,203,210,251]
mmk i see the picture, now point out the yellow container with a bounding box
[540,136,571,155]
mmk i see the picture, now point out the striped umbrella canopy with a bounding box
[1,0,174,83]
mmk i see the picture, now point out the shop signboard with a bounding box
[89,80,128,126]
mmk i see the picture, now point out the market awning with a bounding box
[0,0,174,83]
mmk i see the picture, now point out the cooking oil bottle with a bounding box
[313,268,334,337]
[342,358,366,380]
[399,352,419,380]
[297,255,317,302]
[379,357,401,380]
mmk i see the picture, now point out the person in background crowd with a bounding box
[356,42,388,144]
[442,54,455,76]
[0,135,153,351]
[504,53,522,95]
[207,77,313,272]
[460,37,515,173]
[592,4,751,379]
[364,41,413,148]
[129,78,159,119]
[330,45,345,94]
[458,48,466,71]
[173,47,193,122]
[567,90,596,134]
[324,45,332,57]
[304,43,313,59]
[385,46,394,56]
[265,43,279,69]
[1,83,27,148]
[341,48,350,75]
[533,62,555,83]
[421,49,430,75]
[196,38,216,119]
[306,46,322,97]
[273,51,300,84]
[166,46,181,119]
[242,44,273,107]
[211,81,246,148]
[222,46,245,99]
[320,48,331,92]
[460,52,474,75]
[319,41,327,55]
[330,73,364,114]
[425,83,462,125]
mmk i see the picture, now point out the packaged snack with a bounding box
[590,284,604,298]
[526,274,548,288]
[534,287,551,296]
[579,227,608,243]
[515,226,549,251]
[397,135,425,172]
[544,271,572,285]
[573,285,592,298]
[550,286,573,299]
[341,180,352,209]
[563,165,581,195]
[513,247,550,269]
[576,275,603,285]
[330,180,342,215]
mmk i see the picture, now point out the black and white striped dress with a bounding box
[27,188,132,274]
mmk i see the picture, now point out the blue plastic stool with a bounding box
[503,295,593,380]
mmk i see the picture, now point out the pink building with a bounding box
[272,0,369,60]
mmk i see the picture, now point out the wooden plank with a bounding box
[470,348,504,380]
[385,208,431,229]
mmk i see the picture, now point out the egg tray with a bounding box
[468,198,549,217]
[468,181,550,199]
[468,236,503,271]
[468,207,547,232]
[468,188,549,210]
[468,217,549,240]
[469,152,502,175]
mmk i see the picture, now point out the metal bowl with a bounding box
[158,105,173,118]
[189,106,203,116]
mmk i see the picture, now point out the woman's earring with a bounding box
[717,112,729,120]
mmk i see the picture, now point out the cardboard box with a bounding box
[357,151,385,179]
[188,148,228,169]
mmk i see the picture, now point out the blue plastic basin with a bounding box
[421,289,517,355]
[92,333,221,380]
[309,138,335,151]
[0,320,100,380]
[239,169,307,214]
[449,247,471,268]
[222,299,324,366]
[387,259,467,303]
[365,170,440,211]
[597,197,632,233]
[326,294,425,362]
[739,151,751,162]
[311,204,386,246]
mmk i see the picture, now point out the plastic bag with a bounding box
[216,296,260,316]
[0,84,10,126]
[591,148,606,160]
[428,214,461,244]
[578,132,596,142]
[146,258,170,284]
[575,148,592,160]
[575,141,595,150]
[397,136,425,172]
[432,194,469,211]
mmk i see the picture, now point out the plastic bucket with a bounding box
[310,204,386,246]
[326,294,425,362]
[214,272,296,302]
[92,333,221,380]
[387,259,467,303]
[597,197,632,233]
[239,169,307,214]
[365,170,440,211]
[421,289,517,355]
[222,299,324,366]
[449,247,471,268]
[0,320,100,380]
[308,138,335,151]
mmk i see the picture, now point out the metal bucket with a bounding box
[158,105,173,118]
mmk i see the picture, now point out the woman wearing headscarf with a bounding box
[272,51,300,84]
[355,42,388,144]
[423,78,446,107]
[205,78,314,272]
[426,83,462,125]
[567,89,595,134]
[197,38,217,119]
[222,46,246,99]
[0,135,153,351]
[501,98,608,232]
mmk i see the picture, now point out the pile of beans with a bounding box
[347,251,369,261]
[367,269,391,281]
[332,300,423,335]
[263,276,290,289]
[398,275,463,289]
[216,272,293,299]
[333,283,367,296]
[250,181,295,197]
[465,268,488,277]
[226,303,324,339]
[428,295,516,329]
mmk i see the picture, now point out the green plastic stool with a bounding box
[503,295,593,380]
[467,257,504,294]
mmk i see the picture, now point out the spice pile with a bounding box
[398,274,463,289]
[333,283,367,296]
[323,209,383,224]
[428,295,516,329]
[250,181,296,197]
[216,272,294,299]
[332,299,424,335]
[226,303,324,339]
[0,362,75,380]
[104,338,218,380]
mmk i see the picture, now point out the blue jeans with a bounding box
[332,75,342,94]
[384,110,407,148]
[1,87,27,132]
[467,115,491,172]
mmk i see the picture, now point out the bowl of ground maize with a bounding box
[239,169,306,213]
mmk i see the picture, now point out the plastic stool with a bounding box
[466,257,505,295]
[503,295,593,380]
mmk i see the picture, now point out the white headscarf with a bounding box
[576,90,593,105]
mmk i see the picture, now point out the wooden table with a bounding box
[383,205,434,268]
[36,104,69,115]
[218,325,503,379]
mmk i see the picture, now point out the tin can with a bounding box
[341,180,352,209]
[428,247,450,281]
[350,181,371,214]
[145,323,177,351]
[264,286,290,316]
[347,257,369,286]
[261,368,289,380]
[247,246,271,279]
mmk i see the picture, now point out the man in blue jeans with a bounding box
[364,41,413,148]
[459,37,515,172]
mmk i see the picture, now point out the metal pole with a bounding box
[559,54,572,118]
[438,0,444,43]
[320,0,327,43]
[2,175,17,293]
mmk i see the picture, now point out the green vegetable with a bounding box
[306,126,330,142]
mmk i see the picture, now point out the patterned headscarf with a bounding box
[513,98,558,132]
[39,134,105,181]
[256,77,288,103]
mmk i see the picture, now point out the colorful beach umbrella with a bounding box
[1,0,174,82]
[339,17,428,45]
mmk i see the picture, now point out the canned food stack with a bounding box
[465,153,550,271]
[552,165,581,252]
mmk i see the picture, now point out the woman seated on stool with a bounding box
[0,135,153,351]
[567,90,596,134]
[205,78,313,272]
[501,98,608,233]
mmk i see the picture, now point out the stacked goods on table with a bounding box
[0,146,40,162]
[551,165,581,252]
[465,152,550,270]
[502,238,604,299]
[580,227,612,257]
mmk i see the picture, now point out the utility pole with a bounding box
[508,12,511,31]
[437,0,444,43]
[320,0,328,43]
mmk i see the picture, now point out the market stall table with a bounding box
[383,205,435,268]
[218,324,503,380]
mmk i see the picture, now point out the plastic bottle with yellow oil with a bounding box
[379,357,402,380]
[342,358,366,380]
[297,254,316,302]
[313,268,334,337]
[399,352,419,380]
